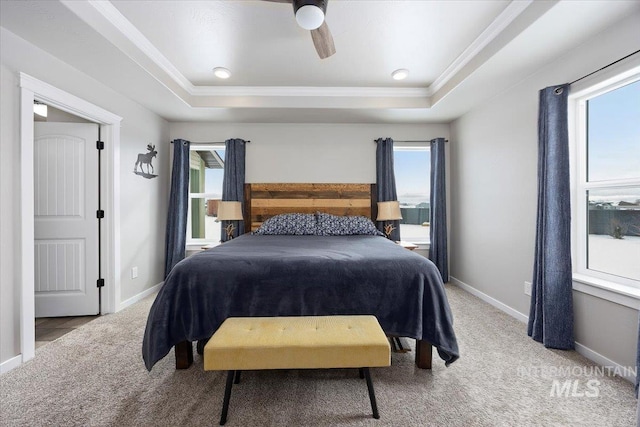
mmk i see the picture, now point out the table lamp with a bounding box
[376,201,402,239]
[216,201,243,240]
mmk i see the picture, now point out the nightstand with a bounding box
[397,241,418,251]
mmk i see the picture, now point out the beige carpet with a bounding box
[1,285,636,426]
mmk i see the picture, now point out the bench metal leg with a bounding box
[220,370,235,425]
[362,367,380,419]
[359,368,364,379]
[234,370,242,384]
[196,338,210,355]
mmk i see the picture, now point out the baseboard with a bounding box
[574,342,636,384]
[449,276,637,385]
[0,354,23,375]
[117,282,162,311]
[449,276,529,323]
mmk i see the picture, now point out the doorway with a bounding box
[19,73,122,364]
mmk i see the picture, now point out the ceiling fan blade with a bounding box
[310,21,335,59]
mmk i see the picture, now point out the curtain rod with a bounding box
[171,140,251,144]
[569,49,640,86]
[373,139,448,143]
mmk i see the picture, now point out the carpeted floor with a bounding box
[0,285,636,426]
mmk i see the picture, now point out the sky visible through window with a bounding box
[395,149,430,206]
[587,79,640,194]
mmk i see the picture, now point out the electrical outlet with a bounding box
[131,266,138,279]
[524,281,532,296]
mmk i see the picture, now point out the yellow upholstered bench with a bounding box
[204,315,391,425]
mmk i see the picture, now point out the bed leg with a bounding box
[175,341,194,369]
[415,340,432,369]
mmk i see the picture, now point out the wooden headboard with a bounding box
[244,183,377,232]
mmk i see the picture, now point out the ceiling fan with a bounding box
[263,0,336,59]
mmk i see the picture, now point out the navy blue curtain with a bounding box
[164,139,190,278]
[527,84,574,350]
[429,138,448,282]
[375,138,400,241]
[221,138,246,242]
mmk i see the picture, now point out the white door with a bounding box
[34,122,100,317]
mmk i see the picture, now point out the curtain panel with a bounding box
[164,139,190,278]
[527,84,574,350]
[375,138,401,241]
[221,138,247,242]
[429,137,449,282]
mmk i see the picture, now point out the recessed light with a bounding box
[213,67,231,79]
[391,69,409,81]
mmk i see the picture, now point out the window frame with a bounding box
[186,143,225,246]
[569,62,640,308]
[393,142,431,245]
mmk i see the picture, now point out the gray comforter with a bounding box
[142,234,459,371]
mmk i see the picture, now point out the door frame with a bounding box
[19,73,122,363]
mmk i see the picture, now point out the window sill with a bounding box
[403,240,430,247]
[572,273,640,309]
[415,243,430,251]
[186,242,220,252]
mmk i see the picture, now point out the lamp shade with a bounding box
[376,201,402,221]
[216,201,243,221]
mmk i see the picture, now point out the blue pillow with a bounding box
[253,213,317,235]
[316,212,384,236]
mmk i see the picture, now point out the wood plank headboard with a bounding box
[244,183,378,232]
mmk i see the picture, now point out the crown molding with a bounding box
[84,0,195,93]
[428,0,534,96]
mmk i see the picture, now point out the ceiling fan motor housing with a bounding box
[293,0,328,15]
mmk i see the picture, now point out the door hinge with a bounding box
[97,210,105,219]
[97,278,105,288]
[96,140,104,150]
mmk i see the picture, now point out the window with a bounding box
[394,145,430,243]
[573,76,640,289]
[187,144,225,243]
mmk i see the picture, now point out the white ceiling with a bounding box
[1,0,638,123]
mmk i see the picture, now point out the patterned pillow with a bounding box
[253,213,317,235]
[315,212,384,236]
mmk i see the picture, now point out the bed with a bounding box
[142,183,459,371]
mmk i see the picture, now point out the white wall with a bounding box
[0,27,169,365]
[449,13,639,372]
[119,123,168,303]
[170,122,449,184]
[0,61,21,368]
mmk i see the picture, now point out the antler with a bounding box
[146,144,153,151]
